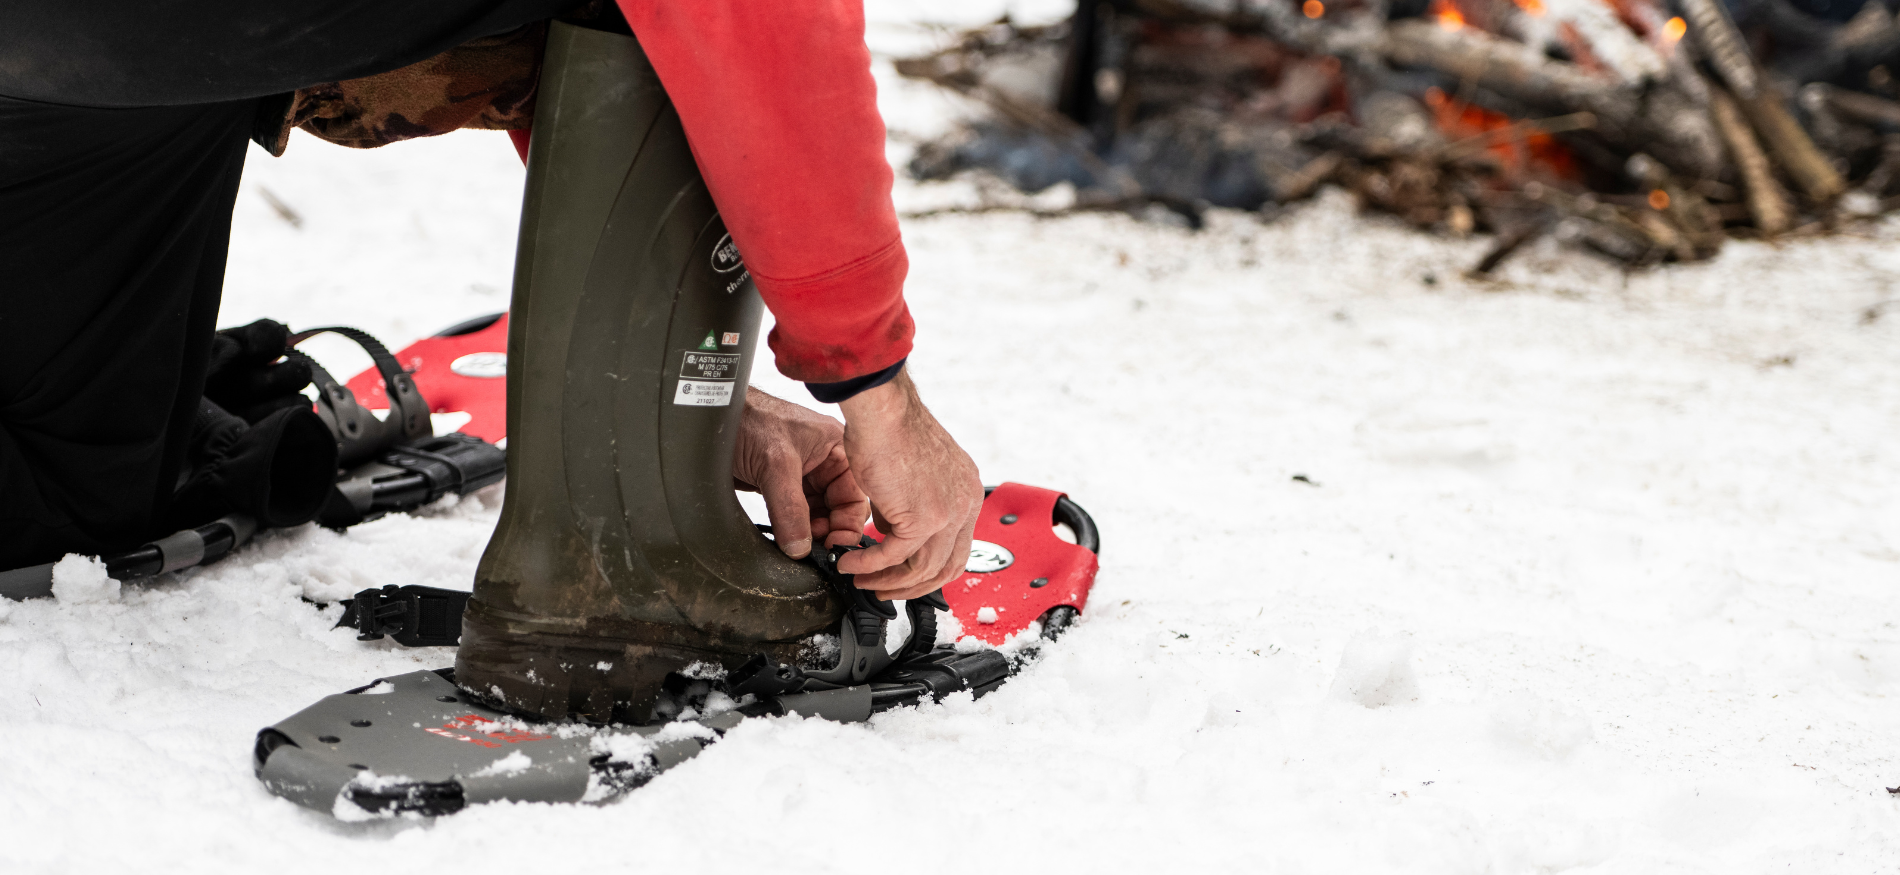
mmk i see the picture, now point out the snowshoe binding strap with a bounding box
[726,533,976,701]
[287,326,432,468]
[318,433,506,529]
[740,530,913,685]
[336,585,472,647]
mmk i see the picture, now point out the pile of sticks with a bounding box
[897,0,1900,269]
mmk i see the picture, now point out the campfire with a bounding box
[895,0,1900,271]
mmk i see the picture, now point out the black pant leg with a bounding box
[0,0,579,107]
[0,96,254,568]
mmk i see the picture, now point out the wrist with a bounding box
[838,367,916,433]
[805,357,906,405]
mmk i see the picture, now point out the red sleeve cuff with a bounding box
[759,237,913,383]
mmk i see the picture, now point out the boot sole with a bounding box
[454,601,811,724]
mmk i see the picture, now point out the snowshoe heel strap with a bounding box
[288,326,432,468]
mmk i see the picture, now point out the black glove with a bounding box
[169,399,339,530]
[203,319,314,424]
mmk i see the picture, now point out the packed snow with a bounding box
[5,3,1900,871]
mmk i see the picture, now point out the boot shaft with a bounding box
[462,20,838,723]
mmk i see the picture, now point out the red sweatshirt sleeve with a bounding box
[612,0,913,383]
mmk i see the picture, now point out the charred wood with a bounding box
[1812,80,1900,128]
[893,0,1900,267]
[1682,0,1761,97]
[1709,87,1795,233]
[1736,82,1847,201]
[1375,21,1723,177]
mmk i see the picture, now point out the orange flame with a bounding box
[1424,88,1583,183]
[1303,0,1325,17]
[1431,0,1467,30]
[1511,0,1547,16]
[1661,16,1687,44]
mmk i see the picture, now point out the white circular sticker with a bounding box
[449,351,507,379]
[965,540,1015,573]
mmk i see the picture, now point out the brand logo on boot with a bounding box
[711,233,744,274]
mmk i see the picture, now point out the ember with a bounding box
[1433,0,1467,30]
[896,0,1900,270]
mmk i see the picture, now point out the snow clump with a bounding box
[1328,631,1419,708]
[51,554,118,603]
[470,750,533,777]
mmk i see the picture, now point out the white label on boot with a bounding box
[674,379,733,406]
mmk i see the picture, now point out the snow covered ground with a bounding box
[7,5,1900,872]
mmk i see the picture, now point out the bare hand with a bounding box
[733,387,870,560]
[834,369,983,600]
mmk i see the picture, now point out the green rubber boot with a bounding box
[454,19,840,724]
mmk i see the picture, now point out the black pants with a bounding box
[0,0,573,569]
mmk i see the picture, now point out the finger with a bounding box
[940,516,978,587]
[819,468,870,548]
[800,446,867,548]
[835,528,925,577]
[853,524,956,594]
[881,577,951,602]
[758,455,814,559]
[863,503,976,595]
[823,512,867,548]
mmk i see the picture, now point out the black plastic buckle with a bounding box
[335,585,470,647]
[810,541,897,648]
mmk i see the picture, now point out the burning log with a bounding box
[894,0,1900,268]
[1376,20,1629,117]
[1375,20,1723,179]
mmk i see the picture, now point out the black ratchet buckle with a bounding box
[335,584,471,647]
